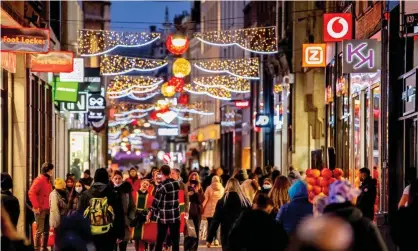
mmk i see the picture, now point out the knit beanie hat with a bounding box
[328,180,360,204]
[55,178,66,190]
[94,168,109,184]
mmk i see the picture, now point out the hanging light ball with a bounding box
[166,33,189,55]
[161,83,176,97]
[178,93,189,105]
[173,58,191,78]
[168,77,184,87]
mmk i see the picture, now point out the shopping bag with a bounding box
[32,222,54,247]
[199,219,208,241]
[142,222,158,243]
[184,219,197,238]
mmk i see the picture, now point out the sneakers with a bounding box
[214,240,220,246]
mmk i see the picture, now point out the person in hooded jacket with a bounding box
[323,180,387,251]
[50,178,69,230]
[206,178,251,251]
[80,170,93,189]
[240,173,260,203]
[356,167,377,220]
[186,171,205,251]
[276,180,312,234]
[229,193,288,251]
[1,173,20,228]
[112,170,136,251]
[202,175,224,246]
[126,167,141,202]
[78,168,117,251]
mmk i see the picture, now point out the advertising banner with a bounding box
[59,92,88,113]
[31,51,74,73]
[1,26,50,53]
[60,58,84,82]
[87,93,106,122]
[54,80,79,102]
[342,39,381,73]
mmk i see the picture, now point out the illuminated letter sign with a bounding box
[323,13,352,42]
[302,44,326,68]
[343,39,381,73]
[1,26,50,53]
[235,100,249,108]
[31,51,74,73]
[255,114,270,127]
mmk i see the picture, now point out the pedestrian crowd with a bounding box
[1,162,418,251]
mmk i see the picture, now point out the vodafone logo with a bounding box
[323,13,352,42]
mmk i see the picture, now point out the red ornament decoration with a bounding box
[168,77,184,87]
[166,33,189,55]
[149,111,158,120]
[178,93,189,105]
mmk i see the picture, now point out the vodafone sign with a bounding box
[323,13,352,42]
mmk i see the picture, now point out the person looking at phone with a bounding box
[186,172,205,251]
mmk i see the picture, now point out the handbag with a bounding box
[199,219,208,240]
[185,219,197,238]
[142,222,158,243]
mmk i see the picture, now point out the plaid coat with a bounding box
[151,178,180,224]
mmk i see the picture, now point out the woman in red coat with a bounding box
[126,167,141,202]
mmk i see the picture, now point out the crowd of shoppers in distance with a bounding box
[2,162,418,251]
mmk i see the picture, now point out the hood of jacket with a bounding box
[288,180,308,200]
[211,181,223,191]
[90,182,110,197]
[323,202,363,223]
[114,181,132,194]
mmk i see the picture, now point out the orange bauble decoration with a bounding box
[166,33,189,55]
[320,177,329,187]
[306,177,316,186]
[311,169,321,178]
[161,83,176,97]
[178,93,189,105]
[333,168,344,178]
[313,185,321,195]
[321,168,332,179]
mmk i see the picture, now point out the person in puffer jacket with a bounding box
[49,178,69,229]
[202,176,225,246]
[276,180,312,234]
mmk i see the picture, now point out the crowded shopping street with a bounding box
[1,0,418,251]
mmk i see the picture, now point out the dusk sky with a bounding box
[110,1,191,32]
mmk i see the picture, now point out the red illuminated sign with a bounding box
[31,51,74,73]
[323,13,352,42]
[235,100,249,108]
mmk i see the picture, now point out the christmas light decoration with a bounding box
[177,93,189,105]
[193,75,250,93]
[126,92,160,101]
[114,113,148,120]
[100,55,168,76]
[109,120,134,127]
[161,83,176,97]
[108,76,164,92]
[194,58,260,80]
[177,116,193,121]
[78,29,161,57]
[166,33,189,55]
[158,111,178,124]
[171,107,214,116]
[183,84,232,101]
[107,86,160,99]
[149,120,178,128]
[194,26,278,54]
[173,58,191,77]
[112,104,155,117]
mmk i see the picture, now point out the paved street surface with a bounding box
[126,241,222,251]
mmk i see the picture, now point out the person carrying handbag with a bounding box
[185,172,205,251]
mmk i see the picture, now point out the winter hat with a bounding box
[1,172,13,190]
[94,168,109,184]
[55,178,66,190]
[83,169,90,175]
[328,180,361,204]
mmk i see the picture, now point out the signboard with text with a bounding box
[302,44,326,68]
[59,92,88,113]
[323,13,352,42]
[60,58,84,82]
[342,39,381,73]
[235,100,249,108]
[54,80,79,102]
[255,113,271,128]
[87,93,106,122]
[0,26,50,53]
[1,52,16,73]
[31,51,74,73]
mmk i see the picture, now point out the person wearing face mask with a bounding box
[260,178,273,194]
[132,179,154,251]
[65,177,75,194]
[67,181,86,216]
[112,170,136,251]
[229,193,288,251]
[202,176,224,246]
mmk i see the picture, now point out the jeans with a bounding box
[92,231,117,251]
[207,217,218,242]
[191,215,201,250]
[34,210,50,249]
[155,220,180,251]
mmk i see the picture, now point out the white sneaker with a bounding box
[214,240,219,246]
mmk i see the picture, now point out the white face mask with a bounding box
[75,187,83,193]
[114,183,122,187]
[263,184,272,190]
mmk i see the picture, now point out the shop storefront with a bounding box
[188,124,220,169]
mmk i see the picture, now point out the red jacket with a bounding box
[28,174,53,210]
[125,176,141,202]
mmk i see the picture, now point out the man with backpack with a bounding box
[147,165,181,251]
[78,168,116,251]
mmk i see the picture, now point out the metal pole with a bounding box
[333,43,338,153]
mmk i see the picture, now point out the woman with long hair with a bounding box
[67,181,86,216]
[206,178,251,251]
[186,172,205,251]
[268,176,291,214]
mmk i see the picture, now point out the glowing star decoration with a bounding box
[161,83,176,97]
[100,55,168,76]
[172,58,191,78]
[194,26,278,54]
[193,75,250,93]
[166,33,189,55]
[183,84,232,101]
[194,58,259,80]
[77,29,161,57]
[159,111,178,124]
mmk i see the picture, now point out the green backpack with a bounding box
[83,197,114,235]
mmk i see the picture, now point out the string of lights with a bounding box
[171,107,214,116]
[108,76,164,92]
[194,58,260,80]
[114,113,148,120]
[100,55,168,76]
[193,75,250,93]
[107,85,160,98]
[78,29,161,57]
[194,27,278,54]
[148,120,178,128]
[184,84,232,101]
[177,116,193,121]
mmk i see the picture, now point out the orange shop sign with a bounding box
[302,43,326,68]
[1,26,50,53]
[31,51,74,73]
[1,52,16,73]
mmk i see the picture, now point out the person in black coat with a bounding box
[229,193,288,251]
[391,179,418,251]
[1,173,20,228]
[356,167,377,220]
[324,180,387,251]
[206,178,251,251]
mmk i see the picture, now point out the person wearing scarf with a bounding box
[49,178,69,229]
[126,166,141,202]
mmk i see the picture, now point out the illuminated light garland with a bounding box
[173,58,191,78]
[177,116,193,121]
[194,58,260,80]
[107,76,164,93]
[100,55,168,76]
[193,75,250,93]
[166,33,189,55]
[183,84,232,101]
[194,27,277,54]
[171,107,214,116]
[107,86,160,99]
[126,92,160,101]
[78,29,161,57]
[114,113,148,120]
[109,120,134,127]
[148,120,178,128]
